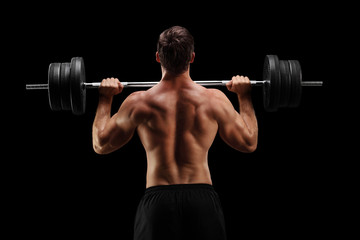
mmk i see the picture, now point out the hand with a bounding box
[99,78,123,98]
[226,75,251,96]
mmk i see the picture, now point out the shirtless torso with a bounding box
[92,72,258,188]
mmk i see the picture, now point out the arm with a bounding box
[92,78,140,154]
[214,75,258,153]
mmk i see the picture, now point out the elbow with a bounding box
[241,133,258,153]
[93,144,107,155]
[243,141,257,153]
[92,133,110,155]
[93,141,107,155]
[232,138,257,153]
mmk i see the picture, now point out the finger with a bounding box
[114,78,121,86]
[233,76,240,85]
[101,79,108,87]
[230,77,237,88]
[114,79,122,89]
[226,80,233,91]
[232,76,238,83]
[117,81,124,92]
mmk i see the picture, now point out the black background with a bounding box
[12,2,347,239]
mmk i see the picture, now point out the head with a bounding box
[156,26,195,75]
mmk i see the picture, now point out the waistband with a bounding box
[145,183,214,194]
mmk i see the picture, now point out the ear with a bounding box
[156,52,161,63]
[190,52,195,63]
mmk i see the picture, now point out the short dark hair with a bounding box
[157,26,194,75]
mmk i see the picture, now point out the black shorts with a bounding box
[133,184,227,240]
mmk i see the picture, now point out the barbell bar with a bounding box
[25,80,322,89]
[26,80,267,90]
[26,80,322,89]
[25,55,323,115]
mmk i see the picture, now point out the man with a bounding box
[92,26,258,240]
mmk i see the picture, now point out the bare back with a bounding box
[92,76,257,189]
[136,80,218,187]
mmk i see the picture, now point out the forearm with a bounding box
[238,93,258,139]
[92,96,113,151]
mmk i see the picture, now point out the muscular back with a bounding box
[135,81,218,187]
[93,76,257,188]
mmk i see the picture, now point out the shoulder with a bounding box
[118,91,151,124]
[119,91,146,109]
[124,90,146,102]
[206,88,232,105]
[205,88,236,122]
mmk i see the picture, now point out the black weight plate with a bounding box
[263,55,281,111]
[288,60,297,107]
[60,62,71,111]
[70,57,86,115]
[288,60,302,107]
[283,60,292,107]
[262,59,271,110]
[293,60,302,107]
[48,63,62,111]
[278,60,287,107]
[279,60,291,108]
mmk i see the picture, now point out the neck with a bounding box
[160,67,192,84]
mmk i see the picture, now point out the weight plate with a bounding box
[263,55,281,111]
[288,60,296,107]
[48,63,62,111]
[278,60,286,107]
[288,60,302,107]
[293,60,302,107]
[283,60,292,107]
[60,62,71,111]
[70,57,86,115]
[279,60,291,108]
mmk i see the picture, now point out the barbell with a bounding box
[26,55,322,115]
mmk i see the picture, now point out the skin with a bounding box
[92,52,258,188]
